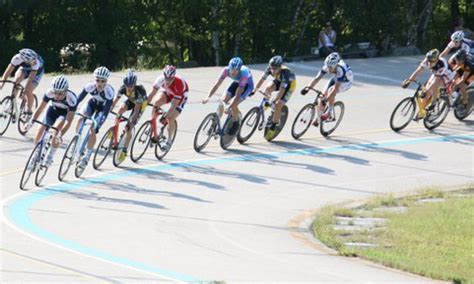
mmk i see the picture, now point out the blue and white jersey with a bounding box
[10,52,44,72]
[77,82,115,104]
[219,65,253,88]
[319,60,353,83]
[42,88,78,112]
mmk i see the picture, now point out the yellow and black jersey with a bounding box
[263,65,296,92]
[117,84,147,105]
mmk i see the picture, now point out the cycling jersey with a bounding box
[318,60,354,83]
[153,74,189,102]
[219,65,253,88]
[454,54,474,84]
[77,82,115,105]
[77,83,115,133]
[446,39,471,54]
[421,57,454,84]
[42,89,78,112]
[117,84,147,105]
[262,65,296,92]
[10,51,44,72]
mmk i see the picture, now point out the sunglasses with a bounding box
[95,79,106,83]
[54,91,66,96]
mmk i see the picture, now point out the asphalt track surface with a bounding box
[1,56,473,282]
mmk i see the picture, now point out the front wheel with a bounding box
[20,143,42,190]
[93,128,113,170]
[0,96,14,136]
[193,113,218,153]
[389,97,416,132]
[155,120,177,160]
[291,103,315,140]
[237,107,260,144]
[130,121,152,163]
[320,101,345,137]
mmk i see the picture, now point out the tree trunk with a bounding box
[294,0,317,55]
[416,0,433,46]
[451,0,460,20]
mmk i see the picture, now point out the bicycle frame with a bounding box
[33,120,58,169]
[110,111,130,148]
[75,113,98,162]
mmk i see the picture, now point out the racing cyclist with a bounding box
[440,31,471,60]
[302,52,353,126]
[253,55,296,131]
[451,50,474,109]
[202,57,254,135]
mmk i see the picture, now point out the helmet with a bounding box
[451,30,464,42]
[269,55,283,67]
[425,49,440,63]
[163,65,176,79]
[94,66,110,80]
[228,57,243,70]
[123,69,137,86]
[19,48,37,62]
[324,52,340,67]
[453,49,467,63]
[52,75,69,92]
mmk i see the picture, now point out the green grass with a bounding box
[313,191,474,283]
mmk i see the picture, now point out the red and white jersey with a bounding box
[153,75,189,101]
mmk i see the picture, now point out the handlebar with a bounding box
[110,111,129,122]
[33,119,59,132]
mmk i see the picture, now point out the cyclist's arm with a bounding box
[76,89,88,104]
[60,111,75,136]
[308,71,324,88]
[32,100,47,122]
[439,45,451,58]
[407,65,424,82]
[110,95,121,111]
[1,64,15,82]
[147,86,159,103]
[254,76,266,92]
[207,79,224,99]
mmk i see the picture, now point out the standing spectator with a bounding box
[454,17,472,39]
[319,21,337,57]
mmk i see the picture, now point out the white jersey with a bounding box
[421,57,454,83]
[79,82,115,104]
[10,54,43,71]
[319,60,353,83]
[43,88,77,111]
[446,39,471,54]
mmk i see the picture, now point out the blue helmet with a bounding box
[123,69,137,86]
[228,57,243,70]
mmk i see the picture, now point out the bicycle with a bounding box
[390,80,450,132]
[0,80,38,136]
[92,111,131,169]
[193,100,241,152]
[291,87,345,139]
[58,113,98,180]
[452,84,474,121]
[237,93,279,144]
[130,104,177,162]
[19,120,58,190]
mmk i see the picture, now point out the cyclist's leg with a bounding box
[166,97,186,143]
[122,100,136,149]
[221,82,238,119]
[13,68,26,98]
[152,92,169,140]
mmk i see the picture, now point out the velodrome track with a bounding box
[1,56,472,282]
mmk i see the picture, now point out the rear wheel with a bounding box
[113,130,128,167]
[220,114,240,150]
[131,121,152,163]
[423,95,450,130]
[155,120,177,160]
[291,103,315,140]
[93,128,113,169]
[193,113,217,153]
[389,97,416,132]
[20,143,42,190]
[237,107,260,144]
[264,105,288,141]
[320,101,345,137]
[0,96,13,136]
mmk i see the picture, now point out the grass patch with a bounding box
[313,191,474,282]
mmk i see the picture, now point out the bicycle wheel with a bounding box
[20,143,42,190]
[35,158,50,187]
[155,120,177,160]
[291,103,315,140]
[18,94,38,136]
[453,100,473,121]
[220,115,240,150]
[93,128,113,169]
[58,135,79,181]
[389,97,416,132]
[320,101,345,137]
[0,96,14,136]
[237,107,260,144]
[113,130,128,167]
[264,105,288,142]
[131,121,152,162]
[423,96,450,130]
[193,113,217,153]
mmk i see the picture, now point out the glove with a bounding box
[54,132,63,145]
[301,87,309,95]
[402,79,411,89]
[159,116,168,126]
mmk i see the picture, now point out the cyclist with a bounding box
[302,52,353,126]
[29,76,77,167]
[451,50,474,108]
[110,69,147,161]
[76,66,115,168]
[440,31,471,60]
[0,48,45,121]
[253,55,296,131]
[402,49,454,120]
[202,57,254,135]
[147,65,188,149]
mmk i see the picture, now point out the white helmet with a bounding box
[451,30,464,42]
[325,52,340,67]
[94,66,110,80]
[19,48,37,62]
[52,75,69,92]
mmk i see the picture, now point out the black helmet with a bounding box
[269,55,283,67]
[453,49,467,63]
